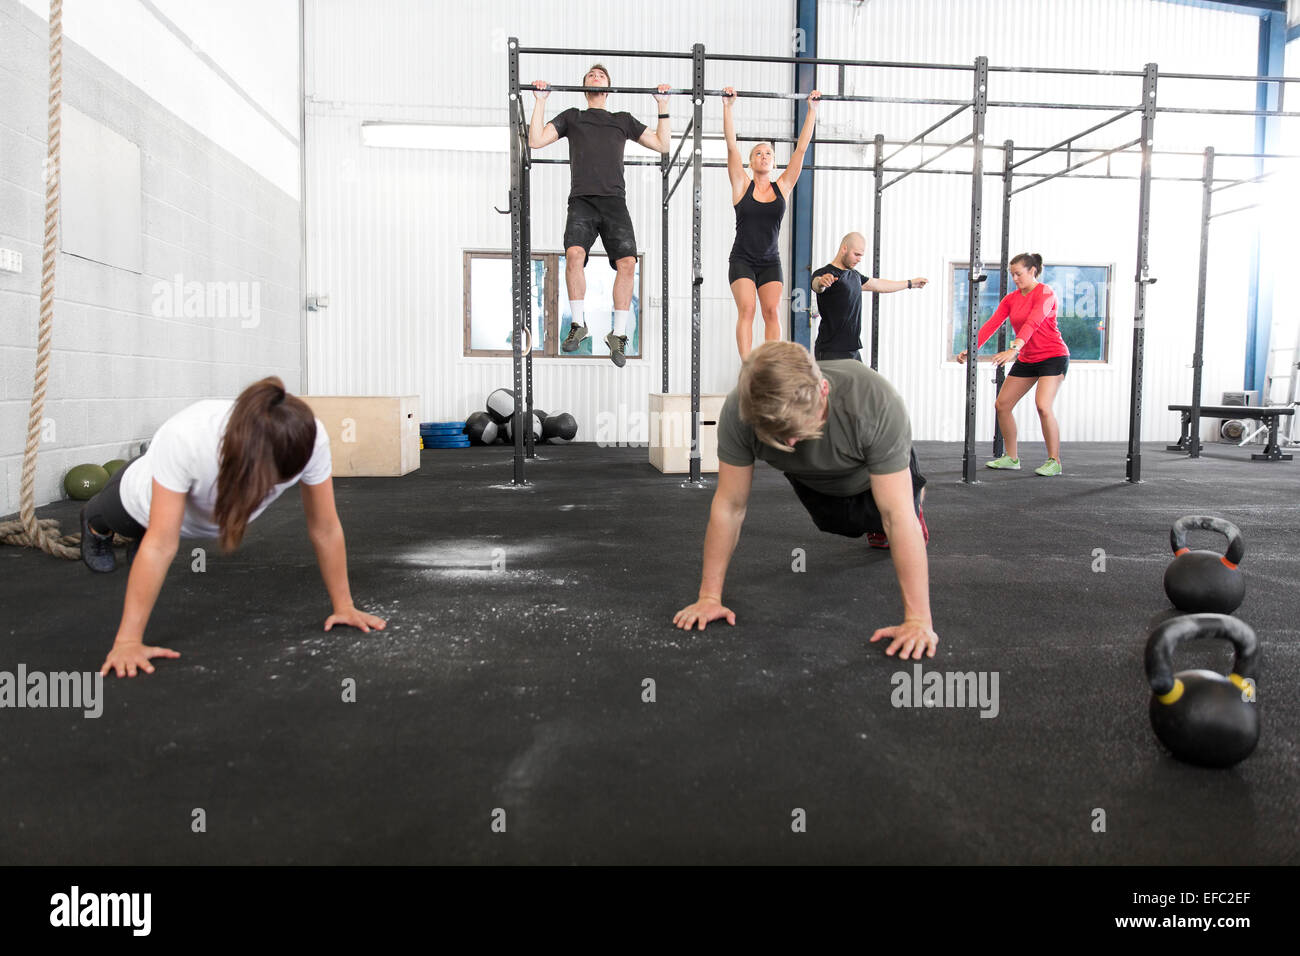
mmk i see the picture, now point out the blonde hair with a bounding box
[748,141,774,166]
[737,342,825,453]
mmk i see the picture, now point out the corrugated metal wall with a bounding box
[305,0,794,438]
[812,0,1267,446]
[306,0,1282,446]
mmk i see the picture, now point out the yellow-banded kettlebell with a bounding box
[1163,515,1245,615]
[1145,613,1259,768]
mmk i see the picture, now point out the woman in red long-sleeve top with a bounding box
[958,252,1068,476]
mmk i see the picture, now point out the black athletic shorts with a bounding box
[1008,355,1069,378]
[785,448,927,538]
[728,258,783,287]
[84,459,147,539]
[814,348,863,363]
[563,195,637,269]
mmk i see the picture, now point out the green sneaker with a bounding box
[986,455,1020,470]
[604,332,628,368]
[1034,458,1062,476]
[561,322,589,353]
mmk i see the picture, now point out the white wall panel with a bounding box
[307,0,1294,448]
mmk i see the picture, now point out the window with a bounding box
[949,263,1112,362]
[463,251,643,359]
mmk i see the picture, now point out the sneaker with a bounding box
[1034,458,1062,477]
[80,508,116,573]
[866,532,889,549]
[986,455,1021,470]
[604,332,628,368]
[561,322,589,353]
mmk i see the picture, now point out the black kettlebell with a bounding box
[1163,515,1245,614]
[1145,613,1259,768]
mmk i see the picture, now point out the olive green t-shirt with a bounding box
[716,360,912,496]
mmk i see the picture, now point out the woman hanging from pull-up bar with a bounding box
[723,86,820,359]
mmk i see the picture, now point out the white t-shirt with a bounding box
[119,399,333,540]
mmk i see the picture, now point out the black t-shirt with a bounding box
[813,265,871,354]
[552,108,647,199]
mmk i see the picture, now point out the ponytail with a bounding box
[1010,252,1044,277]
[213,377,317,552]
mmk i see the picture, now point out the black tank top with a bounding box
[730,180,785,265]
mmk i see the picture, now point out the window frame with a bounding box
[946,261,1114,365]
[463,250,646,360]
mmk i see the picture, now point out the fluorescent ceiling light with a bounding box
[361,123,509,151]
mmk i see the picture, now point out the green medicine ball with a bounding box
[64,463,110,500]
[102,459,128,476]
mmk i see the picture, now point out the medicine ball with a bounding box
[486,388,515,425]
[64,464,110,501]
[102,459,128,476]
[543,412,578,443]
[463,411,499,446]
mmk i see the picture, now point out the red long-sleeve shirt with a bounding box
[976,283,1069,363]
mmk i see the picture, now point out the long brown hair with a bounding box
[213,377,317,552]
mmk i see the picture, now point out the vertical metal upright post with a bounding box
[688,43,705,485]
[870,133,884,371]
[961,57,988,484]
[790,4,817,350]
[1126,63,1158,484]
[1189,146,1214,459]
[662,144,671,393]
[992,139,1013,459]
[522,143,535,460]
[507,38,527,485]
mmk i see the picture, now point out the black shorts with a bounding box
[1008,355,1069,378]
[728,259,783,287]
[785,449,927,538]
[84,459,147,539]
[815,348,863,363]
[563,195,637,269]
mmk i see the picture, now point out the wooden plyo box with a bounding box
[648,392,727,474]
[302,395,420,477]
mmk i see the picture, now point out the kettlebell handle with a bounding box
[1169,515,1245,568]
[1145,613,1259,695]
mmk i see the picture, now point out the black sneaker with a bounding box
[561,322,589,353]
[80,508,116,573]
[605,332,628,368]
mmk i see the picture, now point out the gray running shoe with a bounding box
[605,332,628,367]
[562,322,589,353]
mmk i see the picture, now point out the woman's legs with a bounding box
[1034,374,1065,462]
[81,461,146,572]
[731,278,758,358]
[992,374,1035,460]
[757,280,783,344]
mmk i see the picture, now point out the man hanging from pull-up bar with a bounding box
[530,66,672,367]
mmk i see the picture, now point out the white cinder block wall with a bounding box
[305,0,1296,459]
[0,0,301,516]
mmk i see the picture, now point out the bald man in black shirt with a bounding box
[812,232,929,362]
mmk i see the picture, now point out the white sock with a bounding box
[570,300,585,329]
[613,310,630,337]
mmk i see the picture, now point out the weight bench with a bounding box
[1167,404,1295,461]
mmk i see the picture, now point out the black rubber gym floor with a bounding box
[1,440,1297,865]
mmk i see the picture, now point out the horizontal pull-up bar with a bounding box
[527,84,690,96]
[516,44,693,60]
[884,104,971,164]
[1157,105,1300,118]
[987,64,1145,78]
[881,134,974,190]
[703,52,974,71]
[988,100,1139,111]
[1010,136,1143,195]
[1010,109,1138,170]
[706,88,971,107]
[1160,71,1300,83]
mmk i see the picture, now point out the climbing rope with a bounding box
[0,0,79,558]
